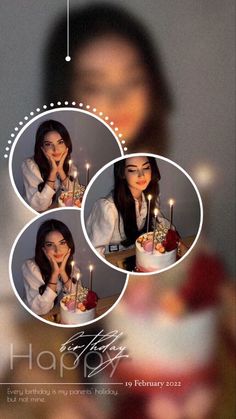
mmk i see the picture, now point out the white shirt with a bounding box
[22,259,77,316]
[22,158,77,212]
[86,194,169,256]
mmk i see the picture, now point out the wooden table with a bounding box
[41,294,119,324]
[105,236,195,270]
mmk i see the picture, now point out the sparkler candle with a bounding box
[169,199,174,227]
[67,159,73,189]
[152,208,158,253]
[72,170,77,205]
[146,194,152,233]
[86,163,90,186]
[74,273,81,312]
[89,265,94,290]
[69,260,75,294]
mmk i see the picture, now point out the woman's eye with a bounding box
[45,243,52,248]
[143,166,151,171]
[60,240,67,246]
[58,139,64,145]
[43,143,51,148]
[127,169,136,173]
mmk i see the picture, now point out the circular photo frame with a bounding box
[81,153,203,276]
[9,207,127,328]
[9,107,123,215]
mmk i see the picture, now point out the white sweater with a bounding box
[86,194,169,256]
[22,259,77,316]
[22,158,77,212]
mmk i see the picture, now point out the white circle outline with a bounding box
[8,107,124,215]
[8,206,128,328]
[81,152,204,277]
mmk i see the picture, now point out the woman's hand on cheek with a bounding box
[59,249,71,281]
[41,147,58,173]
[57,148,69,180]
[42,248,60,276]
[57,148,68,170]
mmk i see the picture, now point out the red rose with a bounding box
[83,290,98,310]
[162,229,180,252]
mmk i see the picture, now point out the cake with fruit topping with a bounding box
[136,226,180,272]
[60,287,98,325]
[58,185,85,208]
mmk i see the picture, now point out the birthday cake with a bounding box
[60,287,98,325]
[136,226,179,272]
[58,185,85,208]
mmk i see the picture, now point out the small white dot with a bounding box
[93,108,97,112]
[105,116,109,121]
[114,127,119,131]
[30,112,34,116]
[79,102,83,107]
[118,133,123,138]
[8,140,12,144]
[4,154,8,159]
[124,147,128,151]
[121,140,126,144]
[65,56,71,62]
[11,133,15,138]
[64,101,69,105]
[19,121,23,125]
[86,105,90,109]
[72,101,76,106]
[14,127,19,131]
[6,147,10,151]
[110,121,114,126]
[43,105,47,109]
[36,108,40,112]
[57,101,61,106]
[50,103,54,107]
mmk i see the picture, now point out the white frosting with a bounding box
[136,234,177,272]
[60,302,96,325]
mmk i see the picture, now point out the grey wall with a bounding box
[11,209,126,300]
[84,157,201,238]
[11,109,121,197]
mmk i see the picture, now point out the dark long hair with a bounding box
[35,219,75,294]
[113,157,161,247]
[44,3,172,154]
[34,120,72,192]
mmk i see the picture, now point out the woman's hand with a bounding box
[41,147,58,176]
[57,148,68,175]
[42,248,60,277]
[59,248,71,283]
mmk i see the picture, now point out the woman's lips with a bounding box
[54,254,63,259]
[136,180,147,186]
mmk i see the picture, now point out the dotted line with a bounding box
[3,101,127,159]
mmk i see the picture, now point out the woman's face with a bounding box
[43,230,69,263]
[70,35,151,141]
[124,156,151,198]
[42,131,67,161]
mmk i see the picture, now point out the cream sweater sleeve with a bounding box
[86,198,118,256]
[22,158,55,212]
[22,259,57,316]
